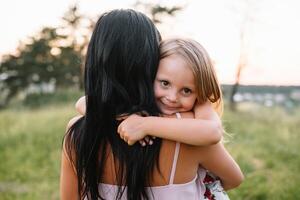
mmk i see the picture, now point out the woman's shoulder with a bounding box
[63,115,84,151]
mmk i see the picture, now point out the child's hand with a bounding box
[75,96,86,115]
[117,114,153,146]
[138,136,154,147]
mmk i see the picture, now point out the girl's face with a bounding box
[154,54,197,115]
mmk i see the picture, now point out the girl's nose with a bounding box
[166,92,178,103]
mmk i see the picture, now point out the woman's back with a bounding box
[99,112,207,199]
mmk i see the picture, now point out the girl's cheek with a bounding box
[154,83,162,97]
[191,98,197,109]
[154,88,162,98]
[186,97,197,110]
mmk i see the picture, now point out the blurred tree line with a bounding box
[0,3,182,108]
[0,5,88,108]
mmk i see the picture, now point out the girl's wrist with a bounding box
[143,116,155,136]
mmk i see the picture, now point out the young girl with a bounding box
[76,38,237,199]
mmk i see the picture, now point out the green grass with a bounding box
[0,104,76,200]
[225,103,300,200]
[0,100,299,199]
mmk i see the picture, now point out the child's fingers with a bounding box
[139,140,146,146]
[144,136,153,145]
[117,124,124,135]
[117,124,124,138]
[123,136,128,143]
[127,140,135,146]
[145,136,151,145]
[148,139,153,145]
[117,120,127,136]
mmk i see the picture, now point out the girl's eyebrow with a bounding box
[156,77,169,80]
[183,86,195,91]
[156,76,195,88]
[182,83,196,89]
[156,75,170,80]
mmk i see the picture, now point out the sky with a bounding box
[0,0,300,86]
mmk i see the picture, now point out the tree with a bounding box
[134,1,184,24]
[57,4,93,89]
[0,4,92,107]
[0,2,181,108]
[228,0,261,110]
[0,27,82,107]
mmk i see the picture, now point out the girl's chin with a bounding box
[156,101,180,115]
[160,108,178,115]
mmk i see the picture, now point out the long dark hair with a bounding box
[64,9,162,200]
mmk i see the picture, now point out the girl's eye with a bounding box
[160,80,169,87]
[182,88,192,95]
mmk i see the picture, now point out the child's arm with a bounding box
[75,96,86,115]
[75,96,154,146]
[75,96,222,146]
[118,101,222,146]
[196,142,244,190]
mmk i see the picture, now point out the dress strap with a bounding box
[175,112,181,119]
[169,113,181,184]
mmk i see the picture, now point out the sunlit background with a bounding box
[0,1,300,200]
[1,0,300,85]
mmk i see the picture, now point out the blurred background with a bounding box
[0,0,299,199]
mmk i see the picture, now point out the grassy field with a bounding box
[225,104,300,199]
[0,103,76,200]
[0,101,299,199]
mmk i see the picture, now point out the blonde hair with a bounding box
[160,38,223,115]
